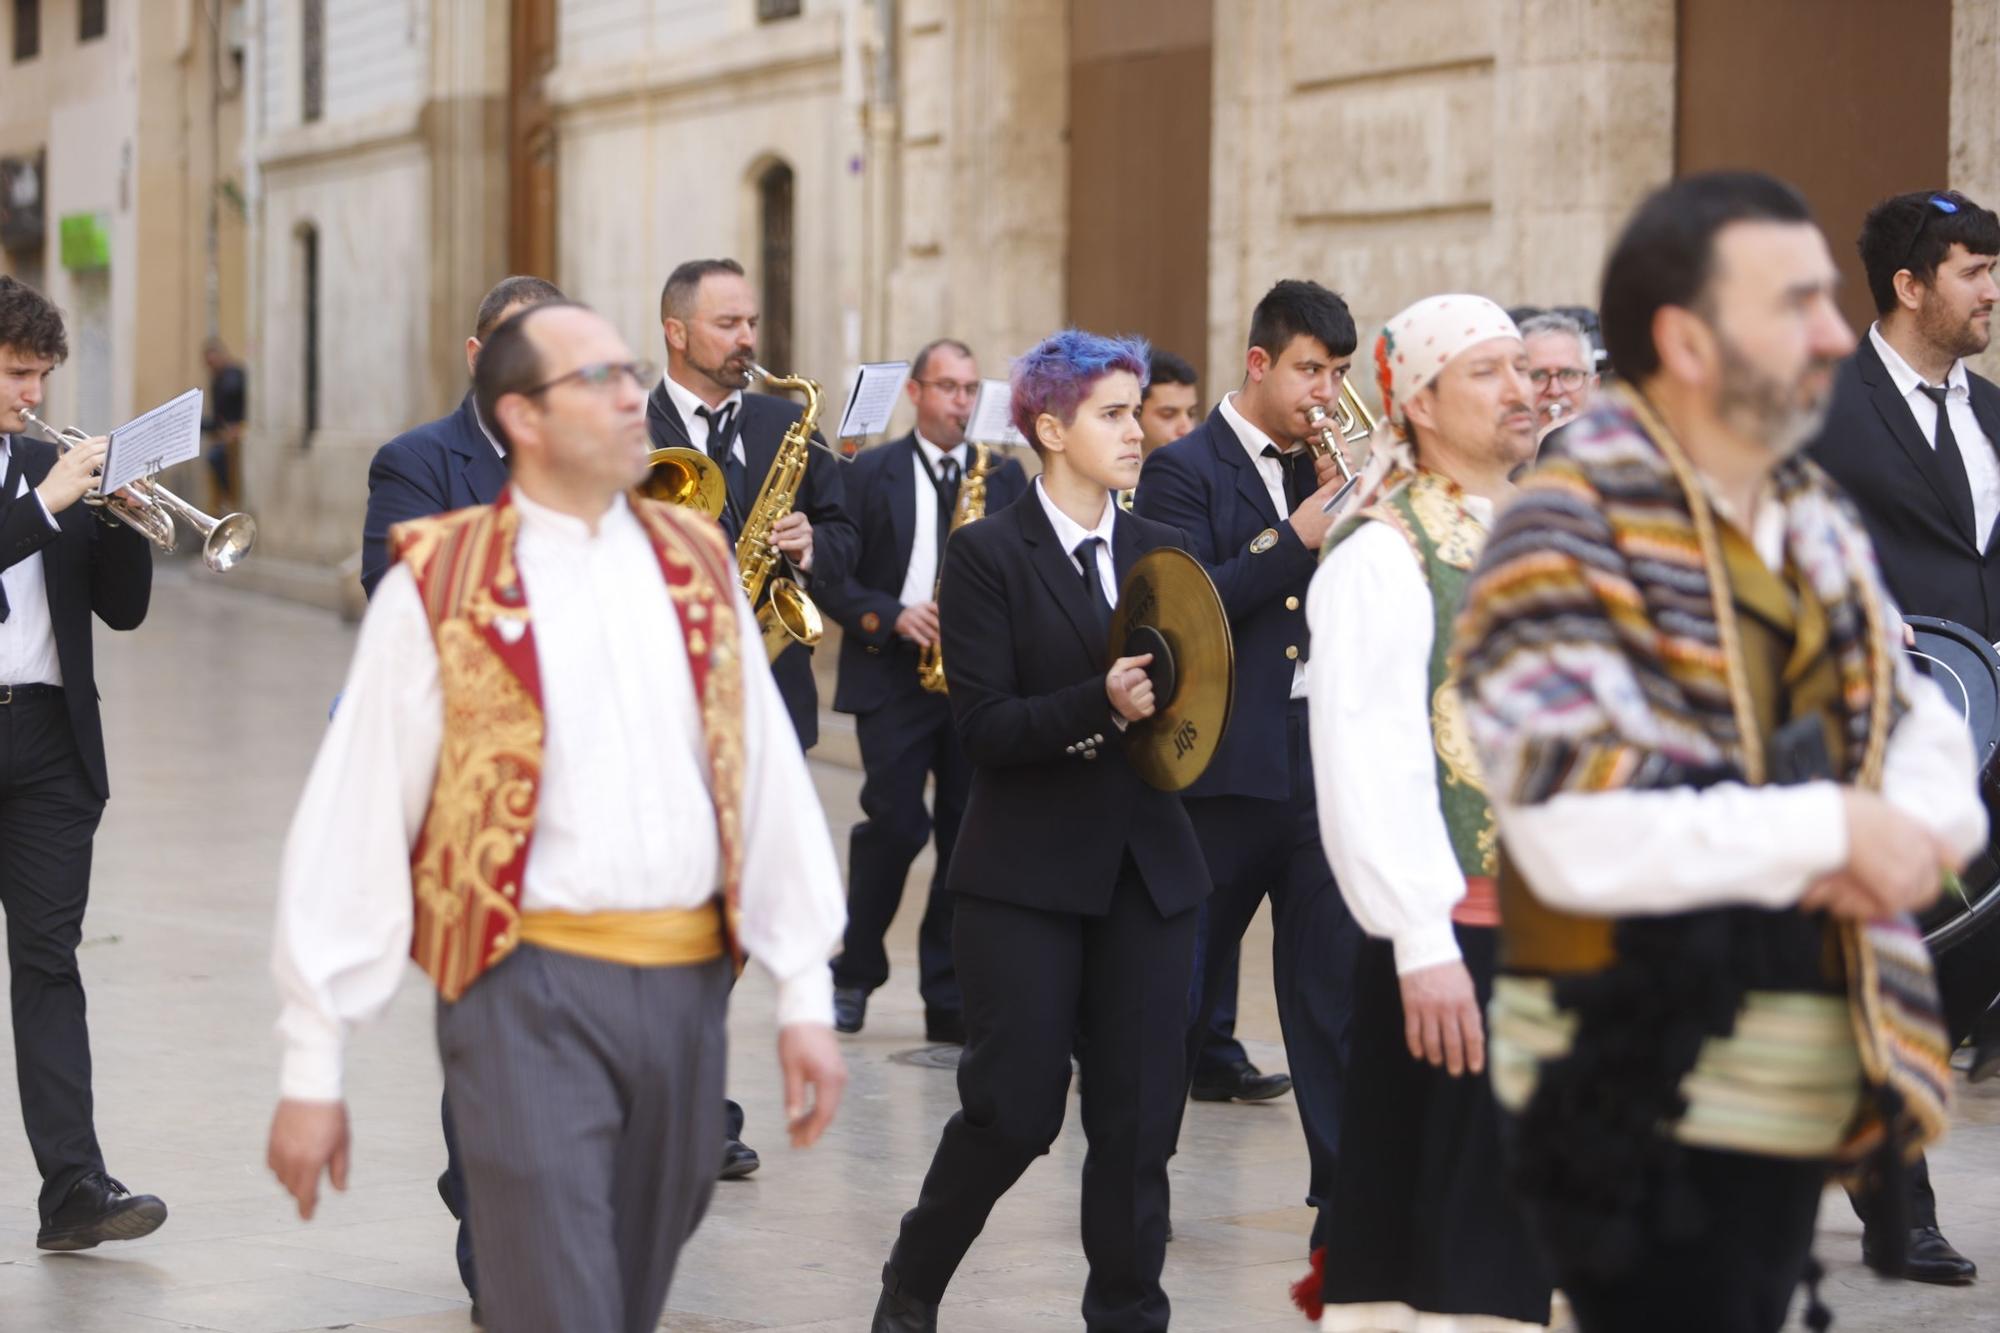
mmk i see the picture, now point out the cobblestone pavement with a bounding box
[0,565,1993,1330]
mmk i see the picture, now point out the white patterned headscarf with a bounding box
[1373,295,1521,431]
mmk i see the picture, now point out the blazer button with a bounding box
[1092,733,1104,744]
[1066,744,1077,754]
[1285,645,1299,660]
[1084,750,1099,761]
[1285,595,1300,611]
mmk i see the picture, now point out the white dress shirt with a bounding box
[897,433,968,608]
[0,436,61,687]
[272,487,847,1101]
[1492,491,1987,918]
[662,372,745,464]
[1308,494,1494,974]
[1033,475,1119,597]
[1870,323,2000,551]
[1217,392,1307,699]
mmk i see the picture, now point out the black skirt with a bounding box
[1320,926,1553,1326]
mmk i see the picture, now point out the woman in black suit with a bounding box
[870,331,1211,1333]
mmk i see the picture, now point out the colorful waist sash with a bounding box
[517,905,727,968]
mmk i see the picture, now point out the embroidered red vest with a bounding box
[389,488,746,1001]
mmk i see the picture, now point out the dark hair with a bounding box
[473,301,591,452]
[1859,189,2000,315]
[1142,349,1197,402]
[1599,171,1814,382]
[0,276,67,364]
[1246,280,1356,362]
[1010,329,1150,457]
[912,337,975,381]
[660,258,747,324]
[474,275,565,341]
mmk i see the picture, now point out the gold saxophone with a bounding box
[739,363,827,663]
[917,442,992,694]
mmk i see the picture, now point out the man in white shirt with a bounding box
[815,339,1026,1041]
[266,302,848,1333]
[1304,294,1552,1331]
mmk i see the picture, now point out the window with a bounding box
[757,161,795,373]
[757,0,802,19]
[78,0,104,41]
[302,0,324,123]
[12,0,38,62]
[298,224,320,442]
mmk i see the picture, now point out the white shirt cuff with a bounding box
[278,1014,346,1102]
[774,963,834,1029]
[1391,918,1463,975]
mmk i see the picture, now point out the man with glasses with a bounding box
[1518,310,1600,441]
[1812,187,2000,1287]
[817,340,1026,1041]
[268,301,849,1333]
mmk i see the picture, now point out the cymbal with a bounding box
[1108,547,1235,791]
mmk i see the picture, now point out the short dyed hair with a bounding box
[1010,329,1151,454]
[474,275,565,341]
[0,276,67,364]
[1142,349,1197,402]
[660,258,746,324]
[473,300,591,453]
[1859,189,2000,315]
[1247,280,1356,361]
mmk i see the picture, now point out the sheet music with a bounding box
[102,388,204,495]
[967,378,1027,447]
[836,361,911,439]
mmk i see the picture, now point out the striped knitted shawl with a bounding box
[1454,385,1950,1165]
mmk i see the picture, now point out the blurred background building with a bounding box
[0,0,1997,605]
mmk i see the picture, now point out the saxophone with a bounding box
[916,442,992,694]
[739,363,827,663]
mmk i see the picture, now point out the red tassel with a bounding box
[1290,1245,1327,1321]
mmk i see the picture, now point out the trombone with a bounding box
[21,410,258,572]
[1304,379,1379,516]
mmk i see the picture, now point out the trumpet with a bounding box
[1303,379,1379,515]
[21,410,258,572]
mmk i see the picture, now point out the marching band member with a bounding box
[870,331,1209,1333]
[1303,295,1552,1331]
[267,301,848,1333]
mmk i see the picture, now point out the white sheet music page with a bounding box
[967,378,1027,447]
[836,361,911,439]
[101,388,204,495]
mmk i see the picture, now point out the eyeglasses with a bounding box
[1528,368,1589,390]
[914,378,980,399]
[1898,193,1962,274]
[522,360,658,397]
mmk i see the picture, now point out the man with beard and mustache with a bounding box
[1810,188,2000,1287]
[1458,171,1983,1332]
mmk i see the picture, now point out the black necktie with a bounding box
[697,403,746,516]
[0,445,21,623]
[1920,383,1978,540]
[1075,536,1112,636]
[1261,443,1300,511]
[934,456,960,550]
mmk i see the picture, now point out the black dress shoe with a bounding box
[835,986,868,1034]
[1971,1001,2000,1084]
[1864,1224,1978,1284]
[870,1284,939,1332]
[719,1137,761,1180]
[924,1008,966,1045]
[1189,1059,1293,1103]
[36,1173,168,1251]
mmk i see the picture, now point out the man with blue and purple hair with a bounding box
[870,330,1212,1333]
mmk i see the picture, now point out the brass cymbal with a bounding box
[1108,547,1235,792]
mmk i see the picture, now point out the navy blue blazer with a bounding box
[0,438,152,800]
[1133,406,1319,801]
[646,380,858,750]
[816,432,1029,716]
[359,394,509,599]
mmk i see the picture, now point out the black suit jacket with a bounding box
[0,439,153,800]
[1810,335,2000,639]
[939,491,1209,918]
[815,433,1029,716]
[646,380,858,749]
[1133,406,1318,801]
[359,394,509,598]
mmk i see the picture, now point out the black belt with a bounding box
[0,683,62,705]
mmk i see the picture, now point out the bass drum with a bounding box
[1904,616,2000,952]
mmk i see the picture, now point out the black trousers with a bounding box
[1548,1147,1825,1333]
[833,687,967,1013]
[1187,905,1248,1080]
[0,691,108,1219]
[1179,700,1358,1245]
[439,1091,477,1299]
[887,864,1196,1331]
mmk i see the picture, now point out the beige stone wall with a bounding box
[1953,0,2000,382]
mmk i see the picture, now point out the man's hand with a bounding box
[35,435,107,514]
[1399,960,1484,1077]
[1107,653,1156,723]
[894,602,940,647]
[1287,473,1350,550]
[1309,448,1342,489]
[771,511,813,569]
[1800,789,1951,919]
[266,1099,351,1221]
[779,1023,847,1148]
